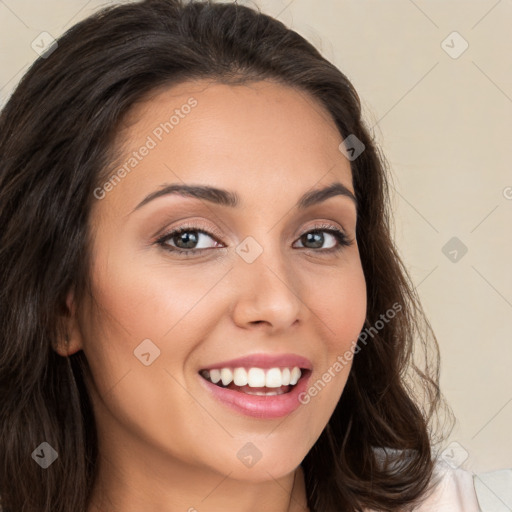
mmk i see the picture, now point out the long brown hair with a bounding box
[0,1,454,510]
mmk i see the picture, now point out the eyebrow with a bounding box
[130,181,357,214]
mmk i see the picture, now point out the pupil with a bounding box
[177,231,198,249]
[305,232,323,249]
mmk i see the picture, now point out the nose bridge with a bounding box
[230,232,304,329]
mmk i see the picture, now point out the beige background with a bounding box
[1,0,510,474]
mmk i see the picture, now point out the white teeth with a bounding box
[247,368,266,387]
[265,368,283,388]
[209,369,221,384]
[202,366,303,388]
[290,367,301,385]
[220,368,233,386]
[233,367,248,386]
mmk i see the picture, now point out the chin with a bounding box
[207,439,309,482]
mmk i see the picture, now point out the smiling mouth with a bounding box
[199,367,310,396]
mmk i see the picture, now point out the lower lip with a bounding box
[198,371,311,419]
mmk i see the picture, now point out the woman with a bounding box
[0,1,509,511]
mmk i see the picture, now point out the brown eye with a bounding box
[158,228,221,254]
[294,227,352,253]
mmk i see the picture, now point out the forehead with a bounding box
[98,79,353,216]
[121,78,341,139]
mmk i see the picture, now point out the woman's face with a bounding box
[69,79,367,483]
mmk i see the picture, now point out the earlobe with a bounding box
[52,289,83,357]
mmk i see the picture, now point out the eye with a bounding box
[293,223,353,253]
[155,222,353,257]
[156,225,223,256]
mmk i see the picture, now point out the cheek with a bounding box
[300,258,366,403]
[79,241,235,393]
[308,258,367,349]
[78,250,230,466]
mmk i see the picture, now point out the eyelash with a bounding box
[155,222,354,257]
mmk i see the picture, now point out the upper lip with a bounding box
[200,353,313,371]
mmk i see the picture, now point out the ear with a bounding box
[53,288,84,357]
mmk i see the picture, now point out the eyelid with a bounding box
[154,219,349,241]
[153,219,224,243]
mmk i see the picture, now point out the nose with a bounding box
[230,244,305,332]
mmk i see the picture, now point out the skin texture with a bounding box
[57,79,367,512]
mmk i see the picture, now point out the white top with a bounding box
[420,461,512,511]
[363,447,512,511]
[366,459,512,512]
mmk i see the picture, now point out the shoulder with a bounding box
[473,465,512,511]
[413,458,512,512]
[367,448,512,512]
